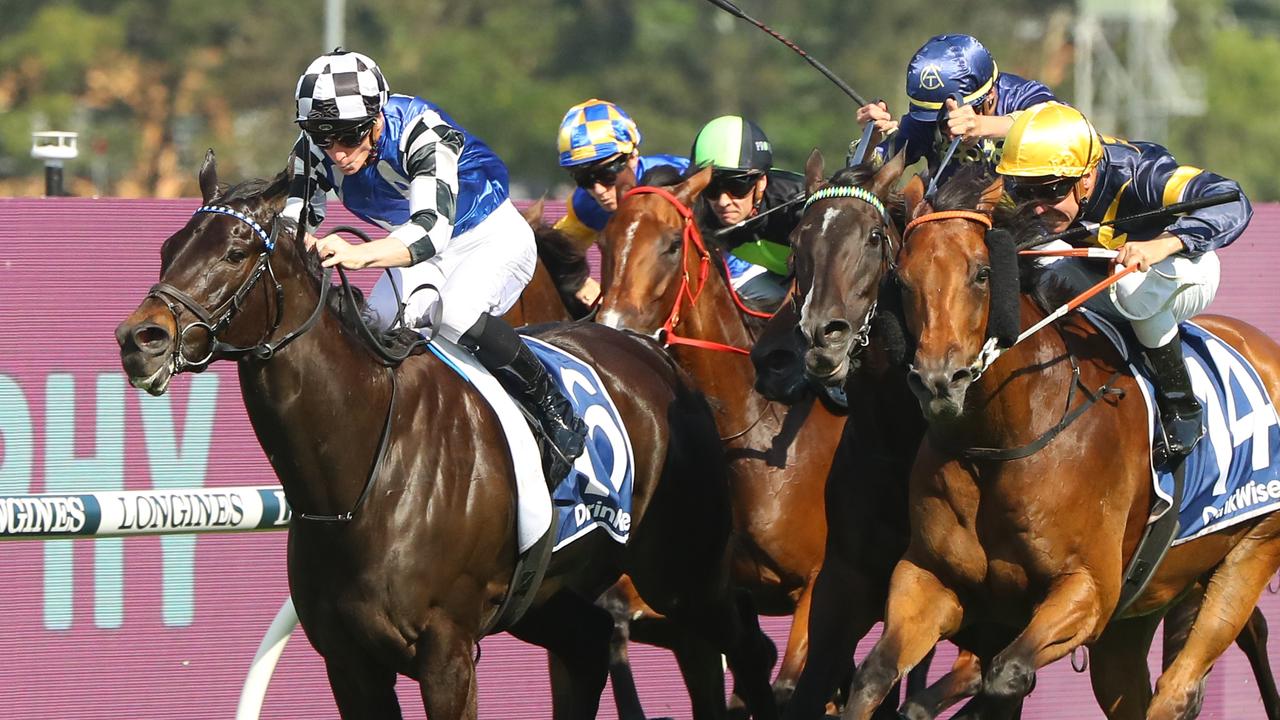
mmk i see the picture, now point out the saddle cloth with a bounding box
[427,335,636,553]
[1082,310,1280,544]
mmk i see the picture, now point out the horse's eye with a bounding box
[975,266,991,284]
[868,229,884,246]
[226,247,248,264]
[665,233,682,255]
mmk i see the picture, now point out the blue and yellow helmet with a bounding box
[557,99,642,167]
[905,34,998,122]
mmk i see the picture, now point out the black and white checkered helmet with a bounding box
[295,49,389,130]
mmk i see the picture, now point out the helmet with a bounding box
[996,102,1103,178]
[691,116,772,173]
[557,99,642,167]
[905,34,998,122]
[295,48,389,132]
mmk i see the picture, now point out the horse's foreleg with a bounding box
[325,653,403,719]
[414,619,478,720]
[772,573,817,707]
[1087,613,1161,720]
[1149,530,1280,720]
[782,559,882,720]
[898,650,982,720]
[842,560,962,720]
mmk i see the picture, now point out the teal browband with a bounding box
[802,185,887,221]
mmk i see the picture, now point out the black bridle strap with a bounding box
[960,357,1124,461]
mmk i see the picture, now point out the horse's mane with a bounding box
[825,163,906,231]
[923,162,996,214]
[214,170,374,339]
[533,223,592,318]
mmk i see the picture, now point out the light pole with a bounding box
[31,131,78,197]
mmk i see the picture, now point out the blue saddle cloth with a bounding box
[1124,322,1280,544]
[521,337,636,550]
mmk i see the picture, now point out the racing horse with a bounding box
[839,165,1280,719]
[593,164,852,708]
[115,152,778,720]
[772,157,1280,719]
[503,200,595,326]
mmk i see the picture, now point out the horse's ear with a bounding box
[903,174,927,219]
[977,175,1004,214]
[614,162,639,199]
[804,148,825,195]
[199,149,218,203]
[522,197,546,228]
[870,147,908,198]
[674,166,713,207]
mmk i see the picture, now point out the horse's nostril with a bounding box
[132,323,171,352]
[822,319,851,342]
[951,368,973,385]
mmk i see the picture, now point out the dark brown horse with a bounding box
[594,166,850,707]
[840,166,1280,720]
[503,200,594,326]
[115,153,778,720]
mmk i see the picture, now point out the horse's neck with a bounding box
[235,272,398,513]
[675,269,770,432]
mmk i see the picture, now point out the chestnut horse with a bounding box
[594,166,851,707]
[115,154,778,720]
[841,166,1280,720]
[772,159,1280,719]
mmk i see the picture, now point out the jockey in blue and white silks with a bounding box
[283,48,587,469]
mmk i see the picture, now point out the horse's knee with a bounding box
[982,653,1036,701]
[1149,676,1207,720]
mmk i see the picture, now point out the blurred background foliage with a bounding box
[2,0,1278,199]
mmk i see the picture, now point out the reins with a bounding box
[623,185,771,356]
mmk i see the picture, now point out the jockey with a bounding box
[858,34,1057,177]
[690,115,803,310]
[282,48,587,467]
[554,99,690,306]
[997,101,1253,460]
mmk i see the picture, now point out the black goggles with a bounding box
[569,155,629,189]
[306,119,375,149]
[705,172,762,199]
[1005,176,1079,205]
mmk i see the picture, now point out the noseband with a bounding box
[147,204,330,372]
[796,184,897,353]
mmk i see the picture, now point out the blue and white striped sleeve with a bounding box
[281,133,330,234]
[390,110,463,264]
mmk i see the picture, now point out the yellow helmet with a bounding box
[996,102,1103,178]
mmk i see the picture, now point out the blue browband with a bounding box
[195,204,276,252]
[802,185,888,222]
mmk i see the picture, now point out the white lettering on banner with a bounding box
[1204,339,1278,472]
[0,371,224,629]
[1187,359,1233,495]
[1202,478,1280,524]
[0,496,87,534]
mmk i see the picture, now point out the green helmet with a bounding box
[691,116,773,173]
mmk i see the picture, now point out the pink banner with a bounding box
[0,197,1276,718]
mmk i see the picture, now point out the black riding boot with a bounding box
[1143,334,1204,463]
[463,314,587,467]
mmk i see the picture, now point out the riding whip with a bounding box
[1015,190,1242,250]
[702,0,868,106]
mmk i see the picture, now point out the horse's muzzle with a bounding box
[907,363,975,419]
[116,316,176,396]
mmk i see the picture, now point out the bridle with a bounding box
[793,184,898,355]
[146,203,332,373]
[621,185,774,356]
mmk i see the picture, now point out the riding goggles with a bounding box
[305,118,376,149]
[705,171,763,199]
[570,154,630,189]
[1004,175,1079,205]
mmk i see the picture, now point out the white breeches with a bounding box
[364,199,536,342]
[1032,243,1220,348]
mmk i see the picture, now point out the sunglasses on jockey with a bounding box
[302,117,377,149]
[569,154,630,189]
[705,170,764,199]
[1004,175,1080,205]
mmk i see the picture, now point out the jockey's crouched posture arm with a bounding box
[281,48,587,464]
[997,101,1253,460]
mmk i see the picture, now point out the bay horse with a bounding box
[840,165,1280,720]
[504,200,595,326]
[772,157,1280,719]
[115,152,778,720]
[593,165,851,708]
